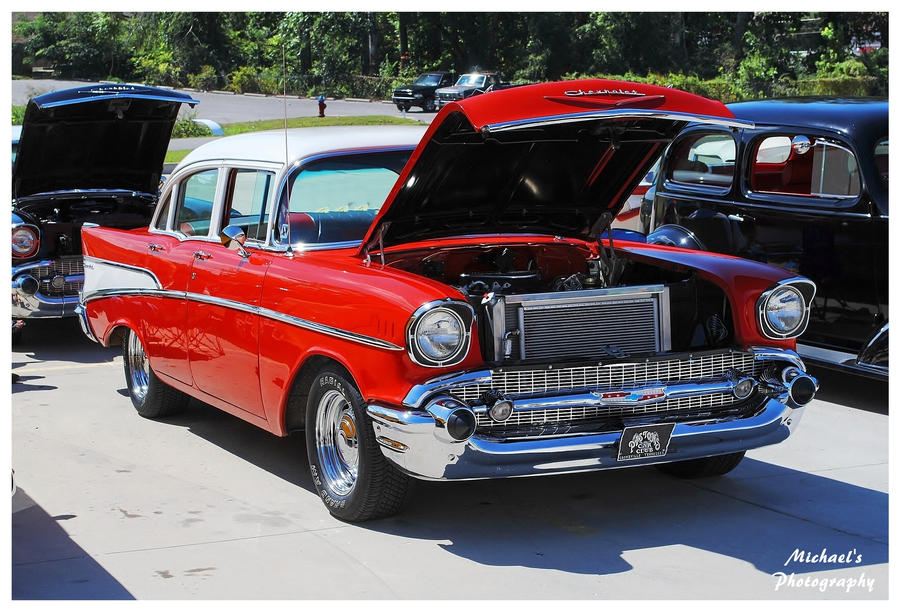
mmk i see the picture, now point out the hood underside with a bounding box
[364,79,749,252]
[13,84,198,200]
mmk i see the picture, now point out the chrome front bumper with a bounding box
[367,348,814,481]
[12,259,84,319]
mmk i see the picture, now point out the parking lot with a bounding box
[11,318,888,599]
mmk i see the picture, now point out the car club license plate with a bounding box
[617,423,676,461]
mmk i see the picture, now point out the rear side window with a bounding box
[874,138,888,186]
[750,135,860,199]
[667,133,736,188]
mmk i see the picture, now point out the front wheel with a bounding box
[122,329,190,418]
[656,451,745,478]
[305,367,411,521]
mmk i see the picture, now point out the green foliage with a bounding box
[171,112,213,138]
[226,66,258,94]
[12,11,888,102]
[12,105,25,125]
[188,65,219,90]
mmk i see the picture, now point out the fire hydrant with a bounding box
[317,94,327,118]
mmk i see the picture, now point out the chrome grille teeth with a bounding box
[448,352,762,437]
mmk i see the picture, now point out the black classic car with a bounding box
[435,72,509,108]
[11,83,198,339]
[641,98,887,378]
[392,71,455,112]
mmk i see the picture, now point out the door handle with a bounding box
[193,250,212,260]
[148,243,165,252]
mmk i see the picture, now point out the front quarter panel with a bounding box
[257,249,484,432]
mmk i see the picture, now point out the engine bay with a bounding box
[386,241,737,364]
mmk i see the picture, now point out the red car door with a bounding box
[186,245,270,418]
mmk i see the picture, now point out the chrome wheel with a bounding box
[314,389,360,496]
[126,331,150,404]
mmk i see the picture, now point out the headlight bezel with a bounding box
[12,224,40,259]
[756,278,816,340]
[406,300,474,368]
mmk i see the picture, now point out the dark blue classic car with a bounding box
[641,98,887,378]
[11,83,197,339]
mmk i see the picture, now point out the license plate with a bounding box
[617,423,676,461]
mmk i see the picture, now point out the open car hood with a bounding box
[362,79,752,253]
[13,84,198,200]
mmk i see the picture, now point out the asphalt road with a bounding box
[11,319,888,600]
[12,78,436,125]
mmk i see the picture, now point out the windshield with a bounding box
[413,74,442,86]
[455,74,486,87]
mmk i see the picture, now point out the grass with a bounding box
[220,114,420,135]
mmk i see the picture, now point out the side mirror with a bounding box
[220,224,250,258]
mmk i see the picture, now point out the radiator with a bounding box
[490,284,670,362]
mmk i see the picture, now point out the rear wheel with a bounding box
[305,366,411,521]
[122,329,189,418]
[656,451,745,478]
[423,97,436,112]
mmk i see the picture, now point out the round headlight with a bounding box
[12,226,39,258]
[414,308,464,362]
[763,286,805,336]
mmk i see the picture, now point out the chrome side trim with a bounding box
[80,285,403,352]
[258,304,404,351]
[482,109,756,134]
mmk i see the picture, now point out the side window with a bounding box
[667,133,736,188]
[153,192,171,230]
[223,168,274,242]
[274,150,411,246]
[750,135,860,198]
[174,168,219,237]
[874,138,888,186]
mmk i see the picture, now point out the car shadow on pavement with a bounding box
[810,366,887,415]
[369,460,888,577]
[13,318,119,365]
[160,397,887,578]
[12,488,134,599]
[158,399,316,494]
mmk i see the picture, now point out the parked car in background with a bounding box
[641,98,887,378]
[435,72,509,107]
[81,80,818,521]
[392,71,455,112]
[11,84,198,340]
[614,161,658,232]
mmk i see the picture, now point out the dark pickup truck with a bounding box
[435,72,511,108]
[392,71,455,112]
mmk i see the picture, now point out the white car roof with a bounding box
[174,125,429,171]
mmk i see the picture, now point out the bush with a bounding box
[171,112,213,138]
[187,65,218,91]
[227,66,258,94]
[12,105,25,125]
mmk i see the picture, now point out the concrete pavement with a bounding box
[11,319,888,599]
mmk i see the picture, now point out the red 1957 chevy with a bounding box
[79,79,818,521]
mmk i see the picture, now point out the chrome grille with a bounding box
[450,351,759,403]
[476,392,737,430]
[34,257,84,298]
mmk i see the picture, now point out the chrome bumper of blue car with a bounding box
[366,348,814,481]
[12,259,84,319]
